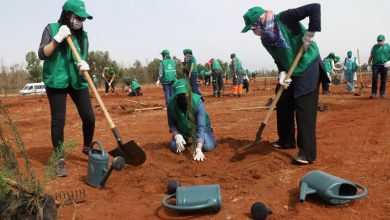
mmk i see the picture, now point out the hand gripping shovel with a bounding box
[66,37,146,165]
[238,46,305,153]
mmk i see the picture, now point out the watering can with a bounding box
[161,184,222,212]
[299,170,368,205]
[87,141,109,188]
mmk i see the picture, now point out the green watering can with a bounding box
[87,141,109,188]
[162,184,222,212]
[299,170,368,205]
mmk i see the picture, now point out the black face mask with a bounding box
[176,95,187,112]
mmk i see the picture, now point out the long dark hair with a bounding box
[57,10,85,55]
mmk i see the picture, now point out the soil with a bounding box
[1,77,390,220]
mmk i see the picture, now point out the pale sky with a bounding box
[1,0,389,71]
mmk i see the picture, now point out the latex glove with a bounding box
[385,61,390,68]
[193,146,205,161]
[156,79,160,87]
[302,31,315,51]
[278,71,292,89]
[53,25,71,43]
[174,134,186,153]
[77,60,90,75]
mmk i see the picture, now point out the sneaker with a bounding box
[56,159,68,177]
[293,156,310,165]
[271,142,295,149]
[82,146,91,155]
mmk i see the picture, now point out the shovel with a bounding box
[238,46,305,153]
[66,37,146,165]
[354,49,366,96]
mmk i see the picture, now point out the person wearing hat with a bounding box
[343,51,359,93]
[126,79,142,96]
[367,35,390,98]
[167,79,216,161]
[208,58,224,97]
[102,66,116,95]
[38,0,94,177]
[241,4,328,165]
[181,49,190,78]
[243,69,251,93]
[157,49,177,106]
[184,49,201,95]
[322,52,342,94]
[230,53,245,97]
[92,74,98,89]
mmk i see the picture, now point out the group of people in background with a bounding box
[38,0,390,177]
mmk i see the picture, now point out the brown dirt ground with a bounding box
[1,76,390,220]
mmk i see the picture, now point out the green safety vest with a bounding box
[323,57,333,73]
[211,59,222,70]
[262,14,319,76]
[161,59,176,83]
[188,56,198,73]
[43,23,89,90]
[235,58,243,70]
[371,43,390,65]
[168,93,210,139]
[131,81,140,90]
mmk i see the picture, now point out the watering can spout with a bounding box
[299,182,316,203]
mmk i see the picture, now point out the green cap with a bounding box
[335,56,340,62]
[183,49,188,54]
[377,34,385,41]
[347,51,352,56]
[109,67,115,73]
[161,49,170,55]
[62,0,92,19]
[230,53,236,58]
[241,7,265,33]
[329,52,335,58]
[186,49,192,54]
[173,79,188,96]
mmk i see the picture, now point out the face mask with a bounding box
[176,95,187,112]
[70,18,83,30]
[378,41,384,45]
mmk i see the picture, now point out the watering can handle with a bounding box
[91,140,107,157]
[161,193,216,211]
[329,183,368,200]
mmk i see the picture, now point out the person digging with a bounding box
[241,3,328,164]
[102,66,116,95]
[167,79,216,161]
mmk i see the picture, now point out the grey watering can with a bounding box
[161,184,222,212]
[299,170,368,205]
[87,141,109,187]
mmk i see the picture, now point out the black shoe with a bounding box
[271,142,295,149]
[56,159,68,177]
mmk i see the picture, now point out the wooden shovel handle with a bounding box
[66,37,116,129]
[261,46,305,126]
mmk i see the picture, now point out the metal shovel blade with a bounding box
[109,140,146,166]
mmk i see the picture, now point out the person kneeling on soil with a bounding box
[167,79,216,161]
[126,80,142,96]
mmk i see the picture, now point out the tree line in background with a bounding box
[0,50,371,94]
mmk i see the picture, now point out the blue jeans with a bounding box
[372,64,388,96]
[189,72,201,95]
[344,71,354,92]
[162,83,174,106]
[170,128,216,153]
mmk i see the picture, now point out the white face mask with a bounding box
[378,41,384,45]
[70,18,83,30]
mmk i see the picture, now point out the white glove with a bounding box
[77,60,90,75]
[302,31,315,51]
[278,71,292,89]
[385,61,390,68]
[174,134,186,153]
[193,146,205,161]
[53,25,71,43]
[343,66,347,70]
[156,79,160,87]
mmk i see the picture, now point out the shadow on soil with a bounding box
[154,205,219,220]
[26,146,88,166]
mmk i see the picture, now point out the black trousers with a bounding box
[46,87,95,152]
[212,70,224,95]
[276,83,319,162]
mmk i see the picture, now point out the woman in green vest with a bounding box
[241,4,328,164]
[157,49,177,106]
[127,80,142,96]
[167,79,216,162]
[208,58,224,97]
[367,35,390,98]
[38,0,94,177]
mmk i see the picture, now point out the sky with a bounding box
[1,0,389,71]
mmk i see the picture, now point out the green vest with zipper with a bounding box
[161,59,176,83]
[371,43,390,65]
[262,14,320,76]
[43,23,89,90]
[168,94,210,139]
